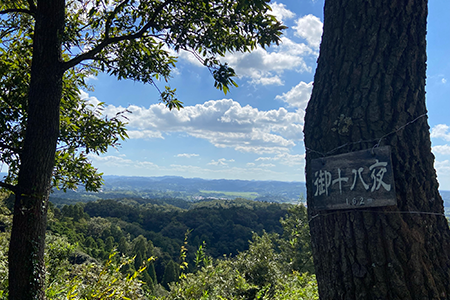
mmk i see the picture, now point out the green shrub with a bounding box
[64,253,151,300]
[274,272,318,300]
[163,232,318,300]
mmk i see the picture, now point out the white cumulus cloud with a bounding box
[433,145,450,155]
[223,40,314,86]
[275,81,313,109]
[431,124,450,141]
[79,90,101,106]
[176,35,317,86]
[127,130,164,139]
[435,160,450,175]
[98,98,304,154]
[81,87,305,154]
[275,153,305,166]
[269,2,295,22]
[251,75,284,86]
[293,14,323,49]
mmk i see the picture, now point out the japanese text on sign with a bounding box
[309,146,396,210]
[313,159,391,196]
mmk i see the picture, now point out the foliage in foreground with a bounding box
[0,229,151,300]
[0,197,317,299]
[164,232,318,300]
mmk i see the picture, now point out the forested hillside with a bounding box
[49,198,289,274]
[0,193,317,299]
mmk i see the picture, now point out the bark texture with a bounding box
[8,0,65,299]
[303,0,450,299]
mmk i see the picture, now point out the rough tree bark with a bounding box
[8,0,65,299]
[303,0,450,299]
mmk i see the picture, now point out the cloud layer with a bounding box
[98,98,304,154]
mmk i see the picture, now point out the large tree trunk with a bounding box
[8,0,65,299]
[303,0,450,299]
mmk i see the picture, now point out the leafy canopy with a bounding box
[0,0,286,191]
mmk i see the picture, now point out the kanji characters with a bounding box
[332,168,349,194]
[314,169,332,196]
[369,160,391,192]
[313,159,391,196]
[350,167,369,191]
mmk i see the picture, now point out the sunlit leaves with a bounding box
[213,63,238,95]
[160,86,183,110]
[101,38,176,83]
[53,150,104,192]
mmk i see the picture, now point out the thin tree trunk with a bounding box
[8,0,65,299]
[303,0,450,299]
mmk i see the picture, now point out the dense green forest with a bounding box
[48,197,291,281]
[0,192,317,299]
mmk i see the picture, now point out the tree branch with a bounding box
[0,180,17,193]
[0,8,34,15]
[62,0,177,71]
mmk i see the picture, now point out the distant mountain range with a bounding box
[442,190,450,207]
[1,172,449,206]
[56,175,450,206]
[47,175,306,203]
[102,175,306,200]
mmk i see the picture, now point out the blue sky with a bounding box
[79,0,450,190]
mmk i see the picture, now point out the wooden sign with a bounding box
[309,146,396,210]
